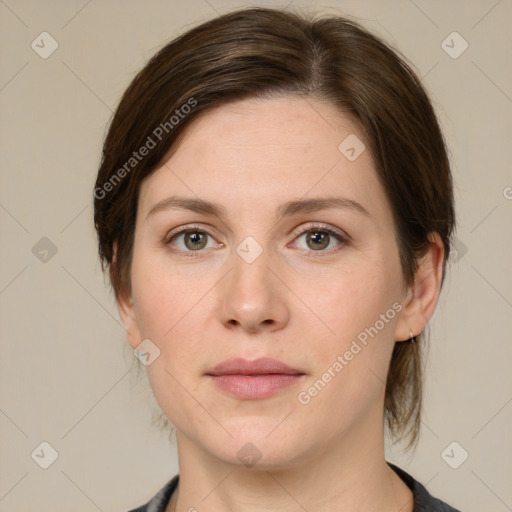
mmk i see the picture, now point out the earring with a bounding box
[409,329,416,343]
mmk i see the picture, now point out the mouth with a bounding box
[205,357,306,399]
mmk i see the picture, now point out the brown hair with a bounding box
[93,6,455,451]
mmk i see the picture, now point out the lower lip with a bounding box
[208,374,305,399]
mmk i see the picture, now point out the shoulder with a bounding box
[388,462,463,512]
[125,474,179,512]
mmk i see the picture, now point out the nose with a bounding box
[217,244,290,334]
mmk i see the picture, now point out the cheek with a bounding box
[130,244,200,339]
[130,247,214,381]
[132,258,210,431]
[296,258,400,344]
[293,254,403,414]
[292,273,401,430]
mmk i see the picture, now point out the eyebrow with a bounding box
[145,195,371,221]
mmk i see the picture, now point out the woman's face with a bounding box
[122,96,413,468]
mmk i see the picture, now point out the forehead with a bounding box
[166,95,359,163]
[137,96,387,222]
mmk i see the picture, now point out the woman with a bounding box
[94,7,461,512]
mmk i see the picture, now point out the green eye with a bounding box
[165,228,214,252]
[292,224,348,254]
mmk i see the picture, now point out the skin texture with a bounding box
[117,96,444,512]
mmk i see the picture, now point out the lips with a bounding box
[207,357,304,376]
[205,357,306,399]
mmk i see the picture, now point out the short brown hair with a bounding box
[93,6,455,451]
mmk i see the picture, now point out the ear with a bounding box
[113,242,142,350]
[394,233,445,342]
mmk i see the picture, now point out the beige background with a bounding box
[1,0,511,511]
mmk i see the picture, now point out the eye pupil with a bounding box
[307,231,329,250]
[185,232,207,250]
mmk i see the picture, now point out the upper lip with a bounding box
[206,357,304,376]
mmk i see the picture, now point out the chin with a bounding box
[199,421,312,470]
[213,443,306,471]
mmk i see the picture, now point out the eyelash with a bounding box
[163,223,350,258]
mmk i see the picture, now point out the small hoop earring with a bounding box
[409,329,416,343]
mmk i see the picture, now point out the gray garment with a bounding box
[127,462,462,512]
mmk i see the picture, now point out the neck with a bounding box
[166,409,413,512]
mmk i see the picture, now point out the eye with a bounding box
[164,224,218,254]
[163,222,349,257]
[291,223,348,254]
